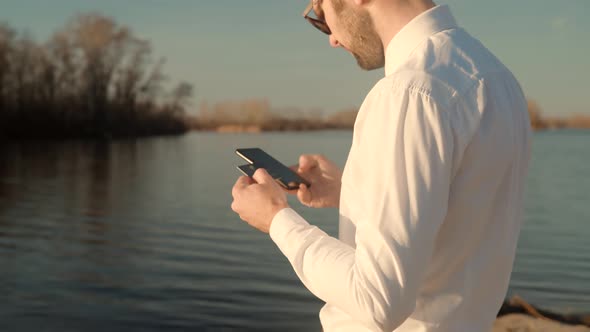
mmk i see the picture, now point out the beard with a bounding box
[336,2,384,70]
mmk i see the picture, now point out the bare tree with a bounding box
[0,23,15,111]
[112,37,151,116]
[70,14,130,132]
[10,33,40,115]
[527,99,545,130]
[171,82,193,115]
[47,30,81,112]
[0,14,191,139]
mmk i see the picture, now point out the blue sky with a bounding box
[0,0,588,116]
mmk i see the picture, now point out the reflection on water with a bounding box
[0,141,137,247]
[1,131,589,331]
[3,141,163,330]
[0,136,326,331]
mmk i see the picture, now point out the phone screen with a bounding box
[236,148,310,190]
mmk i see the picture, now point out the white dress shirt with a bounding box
[269,5,532,332]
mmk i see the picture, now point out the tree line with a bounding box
[194,99,358,132]
[527,100,590,131]
[0,14,192,139]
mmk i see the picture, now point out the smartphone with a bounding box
[236,164,257,177]
[235,148,311,190]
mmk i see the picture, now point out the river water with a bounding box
[0,130,588,331]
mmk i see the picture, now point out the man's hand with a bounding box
[287,154,343,208]
[231,168,290,233]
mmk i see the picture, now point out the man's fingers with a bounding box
[238,175,255,186]
[297,183,312,206]
[289,164,299,172]
[232,176,252,197]
[282,185,298,195]
[253,168,272,184]
[299,154,319,172]
[230,200,238,213]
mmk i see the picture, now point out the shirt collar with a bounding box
[384,5,458,76]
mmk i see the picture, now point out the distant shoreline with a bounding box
[192,98,590,134]
[193,123,590,133]
[194,124,352,133]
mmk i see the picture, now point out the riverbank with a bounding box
[493,314,590,332]
[194,122,590,133]
[193,98,590,133]
[494,296,590,331]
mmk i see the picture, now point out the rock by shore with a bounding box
[493,296,590,331]
[493,314,590,332]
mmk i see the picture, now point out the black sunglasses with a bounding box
[302,1,332,35]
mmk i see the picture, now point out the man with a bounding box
[231,0,532,331]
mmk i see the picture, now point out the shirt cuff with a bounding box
[269,207,311,256]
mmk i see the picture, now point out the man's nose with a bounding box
[329,35,340,48]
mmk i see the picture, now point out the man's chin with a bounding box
[353,53,384,71]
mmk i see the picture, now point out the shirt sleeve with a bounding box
[269,82,454,332]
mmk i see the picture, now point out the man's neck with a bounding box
[371,0,437,51]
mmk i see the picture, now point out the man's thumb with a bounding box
[253,168,272,184]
